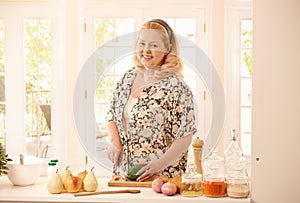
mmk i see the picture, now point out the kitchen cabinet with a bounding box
[0,176,250,203]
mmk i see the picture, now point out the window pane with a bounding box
[94,18,134,48]
[94,18,135,136]
[0,76,4,103]
[240,19,253,155]
[0,104,5,145]
[240,107,251,133]
[241,20,252,49]
[24,19,52,141]
[240,20,252,77]
[163,18,197,44]
[240,78,252,106]
[24,20,38,47]
[0,20,5,146]
[241,49,252,77]
[175,18,196,43]
[0,47,4,73]
[25,48,39,75]
[37,20,51,47]
[240,132,251,155]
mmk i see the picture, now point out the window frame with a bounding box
[80,1,212,175]
[225,0,252,156]
[0,1,65,157]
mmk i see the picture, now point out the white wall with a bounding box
[212,0,225,154]
[62,0,87,172]
[251,0,300,202]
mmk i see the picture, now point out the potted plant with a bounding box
[0,143,12,176]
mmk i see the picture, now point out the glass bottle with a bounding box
[47,162,57,182]
[180,159,203,197]
[224,128,249,198]
[203,149,226,197]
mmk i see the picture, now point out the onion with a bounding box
[161,182,177,196]
[152,178,166,193]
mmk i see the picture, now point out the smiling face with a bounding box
[135,29,169,69]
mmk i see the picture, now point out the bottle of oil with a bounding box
[224,128,249,198]
[180,159,203,197]
[203,148,226,197]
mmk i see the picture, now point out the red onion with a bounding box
[161,182,177,196]
[151,178,166,193]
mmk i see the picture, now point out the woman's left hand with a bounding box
[136,159,164,182]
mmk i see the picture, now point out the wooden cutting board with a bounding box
[108,175,153,188]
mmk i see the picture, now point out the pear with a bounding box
[47,169,63,194]
[83,167,98,192]
[77,169,88,189]
[61,166,72,189]
[61,166,72,182]
[63,173,82,193]
[78,169,88,180]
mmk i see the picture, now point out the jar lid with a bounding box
[50,159,58,163]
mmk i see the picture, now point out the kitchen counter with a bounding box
[0,176,250,203]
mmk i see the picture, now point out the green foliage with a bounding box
[242,25,253,76]
[94,18,114,48]
[23,19,52,138]
[243,50,252,76]
[0,143,12,175]
[0,20,4,73]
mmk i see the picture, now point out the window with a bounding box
[80,3,211,167]
[0,20,5,146]
[225,0,252,156]
[24,19,52,143]
[0,1,64,158]
[94,17,207,137]
[240,19,252,155]
[94,18,135,135]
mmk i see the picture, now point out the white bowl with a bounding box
[7,155,43,186]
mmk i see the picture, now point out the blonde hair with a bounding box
[133,19,183,79]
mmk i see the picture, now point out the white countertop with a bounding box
[0,176,251,203]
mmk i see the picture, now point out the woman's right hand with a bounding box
[107,144,123,167]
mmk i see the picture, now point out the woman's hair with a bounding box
[133,19,183,79]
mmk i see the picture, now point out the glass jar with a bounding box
[203,178,227,197]
[224,128,249,198]
[226,178,249,198]
[203,149,226,197]
[180,162,203,197]
[224,129,247,180]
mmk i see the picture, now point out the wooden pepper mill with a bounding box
[192,137,204,174]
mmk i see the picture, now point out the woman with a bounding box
[106,19,197,181]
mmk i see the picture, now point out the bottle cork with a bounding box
[192,138,204,174]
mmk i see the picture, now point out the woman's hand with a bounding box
[136,159,163,182]
[106,121,123,167]
[107,144,123,167]
[136,135,193,181]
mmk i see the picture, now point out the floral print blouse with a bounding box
[106,68,197,178]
